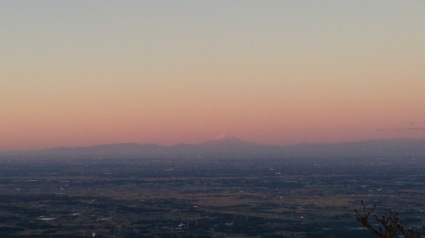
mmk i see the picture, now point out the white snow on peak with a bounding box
[214,133,238,141]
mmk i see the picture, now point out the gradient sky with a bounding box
[1,1,425,151]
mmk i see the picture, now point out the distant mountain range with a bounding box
[38,136,279,157]
[2,137,425,158]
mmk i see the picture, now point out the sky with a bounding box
[1,1,425,151]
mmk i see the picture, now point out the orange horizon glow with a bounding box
[1,1,425,151]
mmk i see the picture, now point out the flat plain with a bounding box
[1,155,425,237]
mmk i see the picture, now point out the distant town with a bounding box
[1,138,425,237]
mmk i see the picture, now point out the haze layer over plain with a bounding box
[1,1,425,151]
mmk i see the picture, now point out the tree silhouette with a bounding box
[354,200,424,238]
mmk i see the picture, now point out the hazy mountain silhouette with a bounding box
[38,135,277,157]
[194,134,278,154]
[2,137,425,158]
[283,138,425,156]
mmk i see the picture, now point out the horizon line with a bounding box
[2,136,425,154]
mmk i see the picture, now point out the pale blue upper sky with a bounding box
[1,1,425,150]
